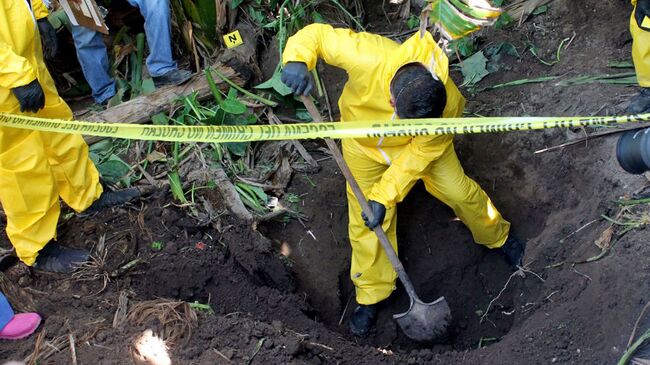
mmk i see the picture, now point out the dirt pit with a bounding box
[1,0,650,364]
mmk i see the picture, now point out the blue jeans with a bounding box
[71,0,177,104]
[0,293,14,330]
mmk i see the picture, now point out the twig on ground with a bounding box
[571,266,592,282]
[246,338,265,365]
[69,334,78,365]
[235,176,285,191]
[339,293,354,326]
[534,123,650,154]
[481,263,545,322]
[619,328,650,365]
[267,110,319,169]
[628,302,650,348]
[25,334,68,364]
[27,329,45,365]
[256,208,289,222]
[71,235,110,296]
[480,271,520,323]
[127,299,198,345]
[518,265,546,282]
[213,348,232,362]
[113,291,130,328]
[559,218,600,243]
[308,342,335,351]
[135,163,158,187]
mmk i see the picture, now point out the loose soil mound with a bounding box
[1,0,650,364]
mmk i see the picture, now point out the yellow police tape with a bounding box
[1,112,649,143]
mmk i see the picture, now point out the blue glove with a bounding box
[37,19,58,60]
[281,62,313,96]
[361,200,387,230]
[635,0,650,31]
[11,79,45,113]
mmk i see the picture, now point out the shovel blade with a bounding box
[394,296,451,342]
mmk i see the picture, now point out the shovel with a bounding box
[301,96,452,341]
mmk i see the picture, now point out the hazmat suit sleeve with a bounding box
[0,42,37,89]
[31,0,49,20]
[368,82,466,208]
[282,23,396,73]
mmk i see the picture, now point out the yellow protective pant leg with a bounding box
[0,128,102,265]
[343,139,510,305]
[421,146,510,248]
[631,7,650,87]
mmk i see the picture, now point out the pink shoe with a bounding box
[0,313,42,340]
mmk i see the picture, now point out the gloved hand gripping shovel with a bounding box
[301,96,452,341]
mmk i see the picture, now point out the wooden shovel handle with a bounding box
[300,95,420,300]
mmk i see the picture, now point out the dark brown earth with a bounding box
[1,0,650,364]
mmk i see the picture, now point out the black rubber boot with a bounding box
[628,88,650,114]
[82,187,142,216]
[349,304,377,337]
[152,69,192,88]
[500,236,526,271]
[33,242,89,274]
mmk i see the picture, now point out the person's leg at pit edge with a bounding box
[421,145,525,271]
[629,0,650,114]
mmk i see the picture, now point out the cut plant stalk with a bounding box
[480,76,559,91]
[209,67,278,107]
[617,329,650,365]
[131,33,146,96]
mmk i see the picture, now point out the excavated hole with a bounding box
[262,135,551,353]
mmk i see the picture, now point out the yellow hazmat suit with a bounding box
[283,24,511,305]
[632,0,650,87]
[0,0,102,265]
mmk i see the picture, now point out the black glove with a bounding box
[635,0,650,31]
[361,200,387,230]
[11,79,45,113]
[281,62,313,96]
[37,18,58,60]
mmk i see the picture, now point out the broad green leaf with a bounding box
[295,109,313,122]
[168,171,188,203]
[227,87,237,99]
[89,139,114,156]
[450,37,475,57]
[255,67,293,96]
[532,5,548,15]
[406,15,420,29]
[460,51,490,87]
[98,155,131,185]
[220,98,247,115]
[230,0,245,9]
[197,0,217,39]
[311,11,325,23]
[180,0,201,24]
[141,78,155,95]
[225,142,249,156]
[151,112,169,125]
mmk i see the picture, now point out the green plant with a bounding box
[406,14,420,29]
[235,182,269,214]
[89,139,134,186]
[425,0,503,40]
[449,36,475,58]
[170,0,219,64]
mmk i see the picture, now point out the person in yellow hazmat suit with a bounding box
[0,0,140,273]
[281,24,526,337]
[630,0,650,113]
